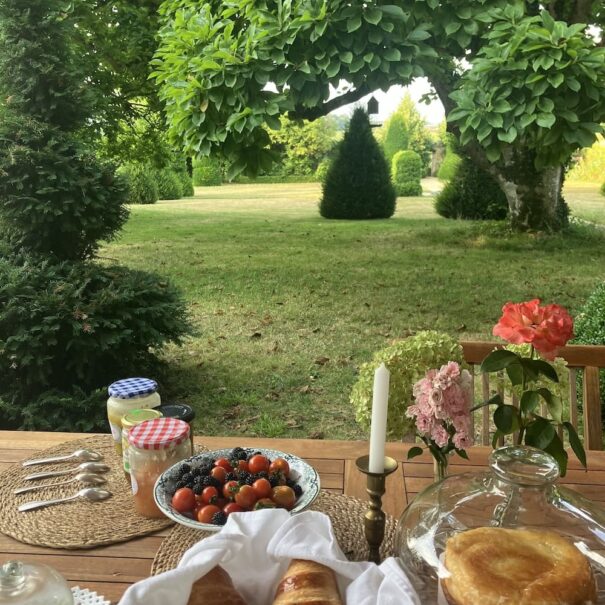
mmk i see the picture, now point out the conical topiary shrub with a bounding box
[320,108,396,219]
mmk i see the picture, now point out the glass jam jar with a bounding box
[127,417,191,518]
[395,446,605,603]
[121,408,163,477]
[157,403,196,450]
[106,377,161,455]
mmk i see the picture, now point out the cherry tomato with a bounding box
[269,458,290,476]
[252,478,272,500]
[197,504,221,524]
[223,480,239,501]
[271,486,296,510]
[248,454,270,474]
[254,498,277,510]
[223,502,245,516]
[215,457,233,472]
[210,466,227,483]
[171,487,195,513]
[236,460,249,473]
[235,484,257,509]
[201,486,219,505]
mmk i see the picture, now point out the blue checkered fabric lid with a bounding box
[108,377,158,399]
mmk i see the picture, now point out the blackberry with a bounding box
[292,484,303,498]
[198,461,213,476]
[180,463,191,475]
[192,479,204,495]
[175,480,187,490]
[231,447,247,461]
[211,511,227,526]
[238,471,253,486]
[190,467,202,478]
[256,471,269,480]
[268,475,280,488]
[181,472,194,484]
[200,476,213,488]
[225,472,237,482]
[208,476,222,490]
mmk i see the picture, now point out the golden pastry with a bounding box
[187,566,248,605]
[443,527,596,605]
[273,559,343,605]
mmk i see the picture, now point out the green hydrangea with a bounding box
[350,331,465,439]
[491,343,570,418]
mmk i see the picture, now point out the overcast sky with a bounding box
[330,78,446,126]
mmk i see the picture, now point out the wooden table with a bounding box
[1,431,604,603]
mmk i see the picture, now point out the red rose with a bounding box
[493,299,573,360]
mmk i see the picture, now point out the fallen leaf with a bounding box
[299,385,311,394]
[457,324,467,331]
[250,331,262,339]
[312,327,321,333]
[314,356,330,366]
[308,431,324,440]
[265,391,280,400]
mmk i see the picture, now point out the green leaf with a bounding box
[543,433,568,477]
[480,350,520,373]
[525,418,556,450]
[529,360,559,383]
[563,422,587,468]
[536,388,562,423]
[485,146,501,162]
[492,429,504,449]
[486,113,504,128]
[456,449,469,460]
[492,99,512,113]
[384,48,401,62]
[498,127,517,144]
[445,22,461,36]
[347,17,362,32]
[408,27,431,41]
[364,8,382,25]
[494,404,520,435]
[506,362,524,387]
[548,73,564,88]
[536,113,556,128]
[339,51,353,64]
[380,5,406,20]
[407,446,424,459]
[520,390,539,415]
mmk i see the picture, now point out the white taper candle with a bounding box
[368,363,390,473]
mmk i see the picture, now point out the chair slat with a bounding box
[481,373,490,445]
[583,366,603,451]
[568,368,578,431]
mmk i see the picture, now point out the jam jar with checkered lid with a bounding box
[127,417,191,518]
[106,377,161,455]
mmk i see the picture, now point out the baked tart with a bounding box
[443,527,596,605]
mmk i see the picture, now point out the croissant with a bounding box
[187,565,249,605]
[273,559,344,605]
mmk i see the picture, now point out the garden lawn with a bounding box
[102,180,605,441]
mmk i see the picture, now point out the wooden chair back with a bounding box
[461,341,605,451]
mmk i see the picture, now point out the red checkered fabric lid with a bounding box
[128,417,190,450]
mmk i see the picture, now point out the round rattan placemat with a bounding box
[0,435,208,549]
[151,490,396,574]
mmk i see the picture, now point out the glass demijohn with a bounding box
[0,561,74,604]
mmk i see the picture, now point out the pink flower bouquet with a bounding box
[406,361,473,479]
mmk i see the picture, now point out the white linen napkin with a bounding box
[118,509,420,605]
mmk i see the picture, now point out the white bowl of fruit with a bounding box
[154,447,321,530]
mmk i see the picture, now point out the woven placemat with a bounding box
[0,435,208,549]
[152,490,396,574]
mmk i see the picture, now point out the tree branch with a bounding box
[289,83,371,120]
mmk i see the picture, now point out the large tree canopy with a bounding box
[152,0,605,230]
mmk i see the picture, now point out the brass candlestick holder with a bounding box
[355,455,399,564]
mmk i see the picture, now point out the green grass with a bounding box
[102,181,605,440]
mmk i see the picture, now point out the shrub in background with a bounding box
[574,282,605,425]
[193,157,222,186]
[155,168,183,199]
[601,180,605,197]
[315,159,331,183]
[567,138,605,182]
[437,136,462,181]
[320,108,396,220]
[435,157,509,220]
[176,169,194,197]
[392,150,423,197]
[0,258,190,430]
[119,163,159,204]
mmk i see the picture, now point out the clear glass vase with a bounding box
[395,445,605,603]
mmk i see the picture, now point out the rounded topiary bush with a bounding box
[120,164,159,204]
[437,148,462,181]
[392,150,423,197]
[435,157,509,220]
[320,108,396,219]
[0,257,190,431]
[193,157,222,186]
[155,168,183,199]
[574,282,605,425]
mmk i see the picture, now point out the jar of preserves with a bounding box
[157,403,196,450]
[121,408,163,477]
[128,417,191,518]
[106,378,161,455]
[0,560,74,605]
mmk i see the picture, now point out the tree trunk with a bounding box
[495,151,566,232]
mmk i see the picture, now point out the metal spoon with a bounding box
[18,487,112,512]
[14,472,107,495]
[24,462,110,481]
[22,448,103,467]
